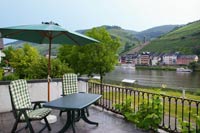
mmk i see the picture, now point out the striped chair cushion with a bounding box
[21,108,51,120]
[62,73,78,95]
[10,79,51,120]
[9,79,32,111]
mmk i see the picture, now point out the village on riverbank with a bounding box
[119,52,200,71]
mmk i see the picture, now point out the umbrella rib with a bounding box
[62,31,81,45]
[47,31,82,45]
[38,31,52,43]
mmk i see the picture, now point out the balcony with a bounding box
[0,78,199,132]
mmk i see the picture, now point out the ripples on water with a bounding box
[104,66,200,92]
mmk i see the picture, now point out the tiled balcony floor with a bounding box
[0,106,146,133]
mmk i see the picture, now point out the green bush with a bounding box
[115,93,163,131]
[132,95,163,131]
[2,73,19,81]
[179,113,200,132]
[115,98,133,120]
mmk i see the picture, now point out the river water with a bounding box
[104,66,200,92]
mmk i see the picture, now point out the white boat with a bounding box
[121,79,137,84]
[121,64,135,70]
[176,67,192,72]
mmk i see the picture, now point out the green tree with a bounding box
[58,27,121,84]
[30,57,73,79]
[57,45,73,64]
[85,28,121,81]
[188,61,198,71]
[3,44,72,80]
[9,44,40,79]
[50,58,73,78]
[2,46,15,67]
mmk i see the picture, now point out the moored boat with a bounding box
[176,67,192,72]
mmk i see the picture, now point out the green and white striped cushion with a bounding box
[10,79,51,120]
[21,108,51,120]
[62,73,78,95]
[10,79,32,111]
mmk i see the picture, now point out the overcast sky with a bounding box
[0,0,199,32]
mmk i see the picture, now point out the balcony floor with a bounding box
[0,106,146,133]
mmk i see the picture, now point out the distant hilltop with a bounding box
[140,19,200,55]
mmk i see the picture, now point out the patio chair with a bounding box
[9,79,51,133]
[59,73,89,117]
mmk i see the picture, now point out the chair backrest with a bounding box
[9,79,32,115]
[62,73,78,95]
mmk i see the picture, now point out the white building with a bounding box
[162,53,177,65]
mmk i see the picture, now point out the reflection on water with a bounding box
[104,66,200,92]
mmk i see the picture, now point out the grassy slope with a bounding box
[140,20,200,54]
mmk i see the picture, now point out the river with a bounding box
[104,66,200,92]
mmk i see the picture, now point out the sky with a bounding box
[0,0,199,33]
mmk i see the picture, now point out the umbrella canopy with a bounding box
[0,22,98,101]
[0,22,97,45]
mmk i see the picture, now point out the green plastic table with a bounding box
[44,93,102,133]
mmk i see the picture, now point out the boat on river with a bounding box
[121,64,135,70]
[176,67,192,72]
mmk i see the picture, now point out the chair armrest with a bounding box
[31,101,47,104]
[79,92,86,93]
[31,101,47,109]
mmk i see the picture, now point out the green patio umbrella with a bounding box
[0,21,98,101]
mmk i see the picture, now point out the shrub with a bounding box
[179,113,200,132]
[2,73,19,81]
[115,98,133,120]
[132,94,163,131]
[115,93,163,131]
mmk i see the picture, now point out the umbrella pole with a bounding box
[48,37,52,101]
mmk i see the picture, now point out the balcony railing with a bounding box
[88,81,200,133]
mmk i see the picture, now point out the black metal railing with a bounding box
[88,81,200,133]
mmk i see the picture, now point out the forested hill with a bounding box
[77,25,140,54]
[140,20,200,54]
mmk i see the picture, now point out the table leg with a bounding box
[81,109,98,126]
[58,110,76,133]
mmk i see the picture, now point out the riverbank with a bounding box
[135,65,177,71]
[135,65,200,71]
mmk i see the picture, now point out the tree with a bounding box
[58,27,121,84]
[9,44,40,79]
[85,28,121,79]
[30,57,73,79]
[2,44,73,80]
[2,46,15,67]
[188,61,198,71]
